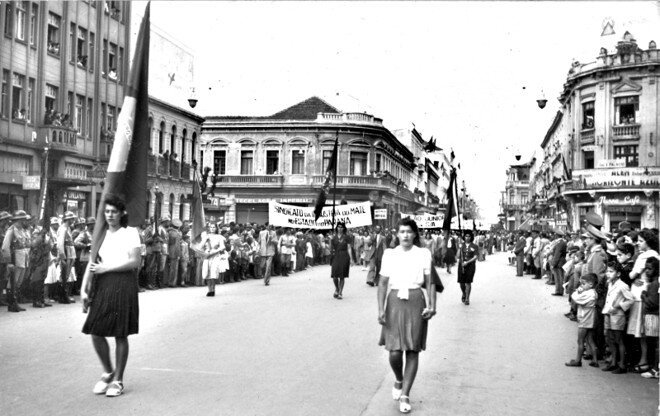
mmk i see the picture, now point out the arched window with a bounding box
[179,194,186,220]
[158,121,165,154]
[148,117,153,154]
[181,128,187,163]
[169,193,175,217]
[192,132,198,167]
[170,125,177,158]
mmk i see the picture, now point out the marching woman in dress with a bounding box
[330,222,354,299]
[377,218,436,414]
[202,222,227,297]
[458,230,479,305]
[81,194,141,397]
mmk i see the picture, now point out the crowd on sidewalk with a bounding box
[503,215,660,380]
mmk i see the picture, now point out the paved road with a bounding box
[1,252,657,415]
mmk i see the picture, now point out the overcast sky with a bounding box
[132,1,660,223]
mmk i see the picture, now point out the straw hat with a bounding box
[86,217,96,225]
[62,211,77,222]
[11,210,30,221]
[172,219,182,228]
[0,211,11,221]
[50,216,60,225]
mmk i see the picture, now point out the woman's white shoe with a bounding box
[105,381,124,397]
[92,372,114,394]
[399,396,411,413]
[392,381,403,400]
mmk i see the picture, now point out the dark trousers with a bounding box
[553,267,565,294]
[146,252,162,287]
[516,254,524,276]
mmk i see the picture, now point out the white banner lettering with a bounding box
[374,209,387,220]
[572,167,660,189]
[269,201,372,229]
[400,213,445,229]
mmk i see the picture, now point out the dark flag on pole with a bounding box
[84,2,150,312]
[442,168,457,231]
[190,170,206,253]
[313,134,338,221]
[473,219,477,231]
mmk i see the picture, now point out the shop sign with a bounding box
[596,159,626,168]
[22,175,41,190]
[597,195,643,206]
[224,212,236,223]
[556,220,567,226]
[581,145,597,152]
[269,201,372,229]
[400,213,445,229]
[572,167,660,190]
[374,209,387,219]
[66,191,86,200]
[236,197,313,204]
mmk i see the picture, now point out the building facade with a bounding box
[501,162,531,231]
[0,0,130,217]
[200,97,425,226]
[527,32,659,231]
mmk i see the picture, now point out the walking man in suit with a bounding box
[551,230,568,296]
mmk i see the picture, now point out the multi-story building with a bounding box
[501,161,532,231]
[0,0,131,217]
[200,96,423,226]
[528,31,659,231]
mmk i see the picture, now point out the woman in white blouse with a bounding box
[377,218,436,414]
[81,194,142,398]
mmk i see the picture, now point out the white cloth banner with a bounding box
[400,213,446,228]
[269,201,373,229]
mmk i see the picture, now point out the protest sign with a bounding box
[269,201,372,229]
[400,213,445,228]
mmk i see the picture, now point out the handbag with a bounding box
[422,266,444,293]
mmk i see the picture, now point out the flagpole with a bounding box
[332,132,338,231]
[38,146,49,225]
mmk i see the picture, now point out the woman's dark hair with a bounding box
[396,217,421,247]
[103,193,128,227]
[638,229,659,252]
[645,257,659,280]
[335,221,346,232]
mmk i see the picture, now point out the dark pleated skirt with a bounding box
[458,263,475,283]
[331,250,350,278]
[82,270,139,338]
[379,289,427,352]
[444,249,456,265]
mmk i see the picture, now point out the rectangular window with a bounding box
[47,12,61,56]
[266,150,279,175]
[614,96,639,125]
[108,43,117,80]
[86,98,93,138]
[106,105,115,130]
[75,94,84,133]
[375,153,381,172]
[520,192,529,206]
[213,150,226,175]
[117,47,123,82]
[102,39,107,75]
[45,84,57,112]
[0,70,8,118]
[100,103,106,129]
[240,150,253,175]
[349,151,368,176]
[67,92,73,125]
[292,150,305,175]
[69,23,75,62]
[15,1,27,41]
[106,1,121,21]
[29,3,37,46]
[76,27,88,68]
[582,101,594,130]
[27,77,34,123]
[11,73,25,120]
[322,150,333,172]
[583,150,594,169]
[88,32,95,72]
[4,2,12,37]
[613,145,639,167]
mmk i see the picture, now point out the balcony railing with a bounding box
[612,123,640,140]
[580,128,595,145]
[216,175,284,187]
[502,203,526,211]
[38,125,78,154]
[316,112,384,126]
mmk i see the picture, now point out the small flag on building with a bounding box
[313,134,338,222]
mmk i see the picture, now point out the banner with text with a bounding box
[400,213,446,229]
[269,201,372,229]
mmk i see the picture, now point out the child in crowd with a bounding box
[601,261,633,373]
[616,242,636,286]
[566,273,599,367]
[305,237,314,268]
[640,257,659,379]
[565,250,585,322]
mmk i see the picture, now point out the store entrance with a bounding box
[608,206,642,231]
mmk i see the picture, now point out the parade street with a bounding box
[1,252,657,416]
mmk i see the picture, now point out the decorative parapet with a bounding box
[316,112,384,126]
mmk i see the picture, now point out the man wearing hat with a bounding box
[166,218,183,287]
[56,211,77,303]
[74,217,95,293]
[144,217,167,289]
[0,211,13,306]
[513,231,526,277]
[550,229,568,296]
[2,210,32,312]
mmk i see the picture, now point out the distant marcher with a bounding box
[330,222,353,299]
[457,231,478,305]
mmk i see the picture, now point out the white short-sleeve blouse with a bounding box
[98,226,141,269]
[380,245,431,298]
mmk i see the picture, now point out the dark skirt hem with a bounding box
[82,270,139,338]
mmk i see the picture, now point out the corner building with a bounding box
[200,97,422,226]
